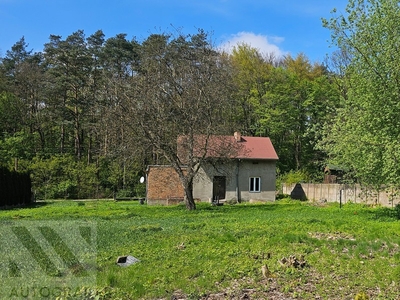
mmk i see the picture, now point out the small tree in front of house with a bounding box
[117,29,238,210]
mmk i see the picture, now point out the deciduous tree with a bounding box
[118,30,236,210]
[321,0,400,187]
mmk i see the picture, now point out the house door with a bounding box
[213,176,226,201]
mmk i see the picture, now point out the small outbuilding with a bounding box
[323,165,347,183]
[146,165,186,205]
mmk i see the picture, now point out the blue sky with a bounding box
[0,0,349,62]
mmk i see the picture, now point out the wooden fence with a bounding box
[282,183,400,208]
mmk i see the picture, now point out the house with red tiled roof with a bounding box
[192,132,278,203]
[146,132,278,205]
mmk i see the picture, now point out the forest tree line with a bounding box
[0,29,338,199]
[1,0,398,200]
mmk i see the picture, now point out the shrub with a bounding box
[29,155,100,199]
[394,203,400,220]
[281,170,310,184]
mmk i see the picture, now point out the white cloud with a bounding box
[218,32,287,58]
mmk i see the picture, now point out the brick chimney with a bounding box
[234,131,242,142]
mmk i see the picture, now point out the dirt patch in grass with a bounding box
[308,231,356,241]
[168,277,298,300]
[166,274,396,300]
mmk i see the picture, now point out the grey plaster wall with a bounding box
[193,160,276,202]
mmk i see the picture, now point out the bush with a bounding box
[394,203,400,220]
[276,193,290,200]
[276,170,310,191]
[29,155,100,199]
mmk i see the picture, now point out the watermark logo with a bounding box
[0,220,97,299]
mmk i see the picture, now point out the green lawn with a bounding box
[1,199,399,299]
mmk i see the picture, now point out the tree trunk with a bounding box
[60,123,65,154]
[183,182,196,210]
[74,106,81,159]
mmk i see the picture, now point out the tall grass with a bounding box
[0,200,399,299]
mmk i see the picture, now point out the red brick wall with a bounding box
[146,166,185,204]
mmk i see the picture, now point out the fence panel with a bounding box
[282,183,398,207]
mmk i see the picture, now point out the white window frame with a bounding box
[249,177,261,193]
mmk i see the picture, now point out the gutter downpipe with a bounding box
[236,159,241,203]
[145,166,149,203]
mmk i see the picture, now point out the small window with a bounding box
[249,177,261,192]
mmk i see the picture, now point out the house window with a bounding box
[249,177,261,192]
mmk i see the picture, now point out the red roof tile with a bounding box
[236,136,278,160]
[178,134,278,161]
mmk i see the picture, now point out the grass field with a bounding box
[0,199,399,299]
